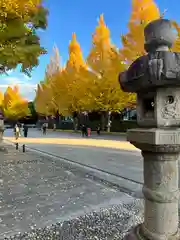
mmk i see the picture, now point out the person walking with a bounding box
[81,124,85,137]
[42,123,47,135]
[23,124,28,137]
[81,124,87,137]
[14,124,20,140]
[96,124,101,135]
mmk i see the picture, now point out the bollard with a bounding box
[22,144,25,152]
[15,142,18,150]
[119,19,180,239]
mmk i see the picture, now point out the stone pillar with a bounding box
[118,19,180,240]
[142,150,179,239]
[127,129,180,239]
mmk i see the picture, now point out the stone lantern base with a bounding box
[124,224,180,239]
[123,128,180,240]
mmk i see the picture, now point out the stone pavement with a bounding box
[0,142,144,239]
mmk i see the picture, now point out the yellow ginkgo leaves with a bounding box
[120,0,161,64]
[1,86,30,119]
[35,0,180,118]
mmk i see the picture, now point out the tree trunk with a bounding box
[100,112,106,131]
[101,111,110,131]
[73,117,78,131]
[107,112,111,133]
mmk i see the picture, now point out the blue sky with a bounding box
[0,0,179,100]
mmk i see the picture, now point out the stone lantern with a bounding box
[119,19,180,239]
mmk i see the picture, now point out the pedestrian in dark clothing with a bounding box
[97,124,101,135]
[81,124,87,137]
[23,125,28,137]
[42,123,47,135]
[85,125,88,137]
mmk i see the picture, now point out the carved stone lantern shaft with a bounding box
[119,19,180,240]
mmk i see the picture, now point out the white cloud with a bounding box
[0,76,37,100]
[2,77,22,85]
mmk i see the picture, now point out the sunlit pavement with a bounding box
[4,128,139,151]
[4,136,139,151]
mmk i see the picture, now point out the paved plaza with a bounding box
[4,129,139,151]
[4,129,142,183]
[2,128,180,239]
[0,141,144,239]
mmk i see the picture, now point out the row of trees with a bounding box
[34,15,134,119]
[34,0,180,126]
[2,0,180,126]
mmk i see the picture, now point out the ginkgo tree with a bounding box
[47,33,92,130]
[0,91,3,106]
[34,45,61,116]
[34,82,50,115]
[64,33,88,113]
[171,21,180,52]
[86,14,136,130]
[120,0,180,65]
[46,45,67,115]
[1,86,30,119]
[0,0,48,76]
[51,33,89,115]
[119,0,161,65]
[34,14,137,131]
